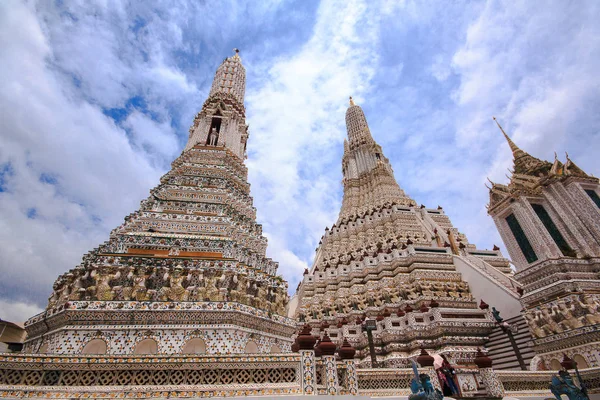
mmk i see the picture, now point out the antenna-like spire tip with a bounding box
[349,96,355,106]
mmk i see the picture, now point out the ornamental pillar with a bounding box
[474,348,504,398]
[297,324,317,395]
[319,334,339,395]
[338,338,358,395]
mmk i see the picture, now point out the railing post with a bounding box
[344,359,359,395]
[417,348,442,391]
[297,324,317,395]
[319,334,339,395]
[323,355,339,395]
[300,350,317,395]
[339,338,358,395]
[474,349,505,398]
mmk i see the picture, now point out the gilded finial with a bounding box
[349,96,355,106]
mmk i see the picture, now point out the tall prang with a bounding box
[291,98,524,368]
[488,118,600,370]
[24,50,296,356]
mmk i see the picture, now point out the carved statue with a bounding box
[69,271,89,301]
[417,281,435,297]
[208,127,218,146]
[557,299,585,330]
[230,273,249,304]
[48,279,66,308]
[271,287,287,315]
[578,294,600,325]
[550,370,589,400]
[202,273,222,301]
[254,283,268,310]
[446,282,460,299]
[457,282,471,299]
[89,267,120,301]
[159,266,190,301]
[432,281,447,297]
[57,274,75,304]
[130,266,149,301]
[405,284,419,300]
[335,295,351,313]
[539,307,562,335]
[524,312,546,338]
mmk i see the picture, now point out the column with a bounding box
[479,368,504,398]
[344,359,359,395]
[300,350,316,395]
[323,355,339,395]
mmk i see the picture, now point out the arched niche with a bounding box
[573,354,589,368]
[270,344,282,353]
[244,340,259,354]
[550,359,562,371]
[81,338,107,355]
[182,338,206,354]
[134,338,158,355]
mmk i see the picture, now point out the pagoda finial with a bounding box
[493,117,522,156]
[349,96,355,106]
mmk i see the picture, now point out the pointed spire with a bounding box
[349,96,355,106]
[564,152,588,177]
[492,117,550,177]
[493,117,525,158]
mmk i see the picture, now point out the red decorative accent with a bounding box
[383,309,391,317]
[396,309,405,317]
[404,304,413,313]
[338,338,356,360]
[318,334,337,356]
[416,348,435,367]
[297,324,317,350]
[429,300,439,308]
[474,348,493,368]
[376,314,384,322]
[479,299,489,310]
[419,303,429,313]
[303,269,309,275]
[291,337,299,353]
[314,339,322,357]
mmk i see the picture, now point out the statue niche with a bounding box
[206,114,222,146]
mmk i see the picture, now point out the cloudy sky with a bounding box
[1,0,599,322]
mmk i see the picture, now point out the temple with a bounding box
[1,53,599,398]
[290,98,524,368]
[23,50,295,356]
[488,118,600,370]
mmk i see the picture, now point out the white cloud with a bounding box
[0,299,42,324]
[1,0,599,314]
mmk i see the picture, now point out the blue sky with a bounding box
[1,0,599,321]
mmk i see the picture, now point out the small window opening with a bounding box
[206,116,222,146]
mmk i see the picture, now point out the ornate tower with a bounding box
[292,99,522,368]
[488,119,600,369]
[24,50,295,356]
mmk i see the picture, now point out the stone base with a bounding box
[24,301,296,355]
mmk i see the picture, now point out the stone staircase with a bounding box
[485,315,535,370]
